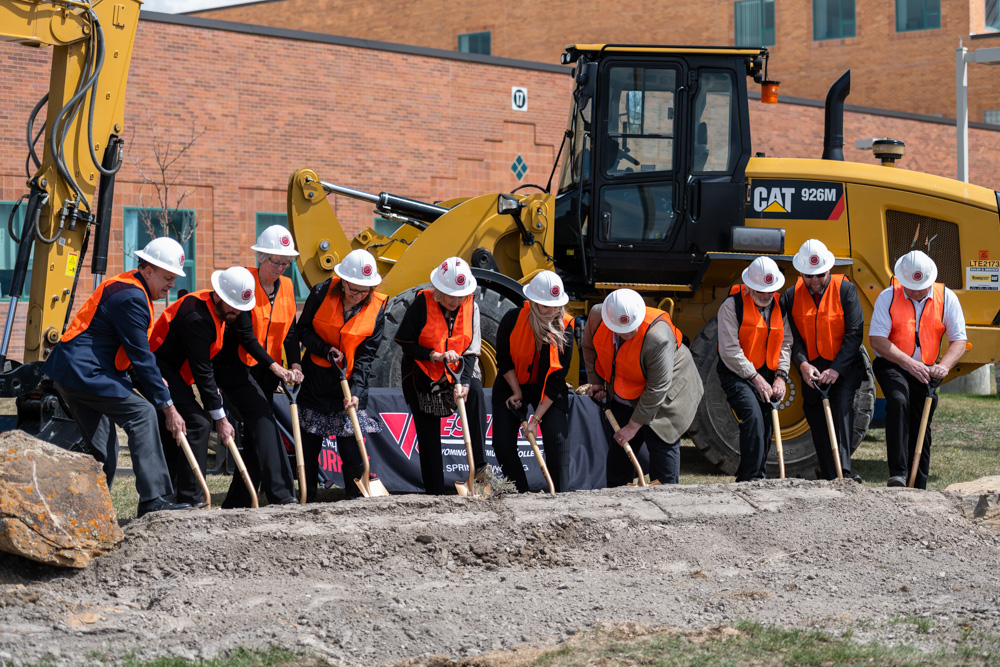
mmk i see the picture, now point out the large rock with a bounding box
[945,476,1000,531]
[0,430,123,568]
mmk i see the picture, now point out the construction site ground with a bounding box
[2,477,1000,665]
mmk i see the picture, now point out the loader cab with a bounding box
[554,45,762,290]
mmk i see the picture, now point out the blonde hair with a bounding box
[528,301,568,352]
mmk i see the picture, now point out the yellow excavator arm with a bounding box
[0,0,141,368]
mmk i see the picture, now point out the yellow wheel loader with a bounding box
[288,45,1000,478]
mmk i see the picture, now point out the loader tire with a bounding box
[686,317,874,479]
[369,285,517,388]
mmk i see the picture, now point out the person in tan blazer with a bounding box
[581,289,704,486]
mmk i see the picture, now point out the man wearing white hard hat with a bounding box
[150,266,255,506]
[394,257,487,494]
[43,237,190,518]
[298,249,387,501]
[215,225,303,508]
[782,239,865,481]
[869,250,967,489]
[491,271,576,492]
[717,256,793,482]
[581,288,704,486]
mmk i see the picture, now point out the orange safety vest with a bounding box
[61,271,154,371]
[509,302,575,396]
[593,307,681,401]
[414,290,474,382]
[309,278,387,379]
[729,284,784,371]
[149,289,225,385]
[887,282,947,365]
[238,268,297,367]
[792,274,846,362]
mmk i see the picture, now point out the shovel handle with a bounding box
[821,397,843,479]
[225,436,258,508]
[907,395,935,488]
[769,401,785,479]
[522,420,555,494]
[340,377,371,497]
[456,395,476,492]
[604,409,647,487]
[175,430,211,509]
[288,402,307,504]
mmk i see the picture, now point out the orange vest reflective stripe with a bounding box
[887,282,946,365]
[61,271,153,371]
[309,278,387,378]
[149,289,225,385]
[729,284,784,371]
[414,290,473,381]
[238,268,297,367]
[792,274,846,362]
[509,302,576,396]
[593,307,681,401]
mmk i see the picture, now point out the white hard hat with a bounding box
[135,237,186,277]
[894,250,937,290]
[742,256,785,293]
[211,266,256,311]
[251,224,299,257]
[792,239,835,275]
[601,289,646,335]
[334,249,382,287]
[523,271,569,307]
[430,257,477,297]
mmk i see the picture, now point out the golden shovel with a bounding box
[605,409,661,487]
[815,383,843,479]
[908,377,941,489]
[510,403,555,494]
[175,430,211,509]
[224,436,258,508]
[335,360,389,497]
[769,399,785,479]
[449,359,490,497]
[283,382,307,504]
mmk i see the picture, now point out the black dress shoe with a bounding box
[137,497,192,518]
[275,496,298,505]
[887,475,906,488]
[843,472,863,484]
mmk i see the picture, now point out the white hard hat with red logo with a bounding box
[601,289,646,335]
[742,256,785,293]
[251,224,299,257]
[334,249,382,287]
[792,239,835,275]
[523,270,568,307]
[894,250,937,290]
[135,237,186,277]
[430,257,477,297]
[211,266,256,311]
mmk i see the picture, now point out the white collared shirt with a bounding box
[869,285,966,360]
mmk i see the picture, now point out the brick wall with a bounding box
[192,0,1000,124]
[1,16,999,359]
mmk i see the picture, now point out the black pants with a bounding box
[602,399,680,486]
[158,381,212,506]
[218,366,296,507]
[300,430,367,501]
[719,364,774,482]
[409,377,486,495]
[873,358,938,489]
[801,359,860,480]
[490,380,570,492]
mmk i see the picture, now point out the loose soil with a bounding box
[2,481,999,665]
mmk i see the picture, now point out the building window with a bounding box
[984,109,1000,125]
[0,202,31,297]
[122,208,195,299]
[458,31,491,55]
[988,0,999,30]
[255,213,309,301]
[814,0,856,39]
[735,0,775,47]
[896,0,940,31]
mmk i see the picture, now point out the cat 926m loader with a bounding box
[287,44,1000,478]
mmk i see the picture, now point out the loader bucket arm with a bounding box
[287,168,354,289]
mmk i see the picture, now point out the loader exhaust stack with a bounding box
[822,71,851,161]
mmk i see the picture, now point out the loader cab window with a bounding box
[603,67,676,175]
[691,70,739,173]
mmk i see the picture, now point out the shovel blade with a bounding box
[455,481,471,496]
[355,478,372,498]
[360,478,390,497]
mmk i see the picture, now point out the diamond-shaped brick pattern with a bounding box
[510,155,527,181]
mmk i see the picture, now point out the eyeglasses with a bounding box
[344,282,372,295]
[266,257,293,269]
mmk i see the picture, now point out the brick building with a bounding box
[193,0,1000,125]
[1,13,999,360]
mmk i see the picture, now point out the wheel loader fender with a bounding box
[469,268,526,306]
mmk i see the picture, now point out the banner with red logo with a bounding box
[294,389,614,493]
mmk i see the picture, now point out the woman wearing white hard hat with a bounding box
[869,250,967,489]
[491,271,575,492]
[785,239,866,481]
[716,255,792,482]
[297,249,388,501]
[216,225,304,508]
[394,257,487,495]
[581,288,704,487]
[149,266,255,507]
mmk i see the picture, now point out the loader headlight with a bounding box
[498,194,524,215]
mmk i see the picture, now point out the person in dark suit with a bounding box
[43,238,189,518]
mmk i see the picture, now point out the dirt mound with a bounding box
[2,481,1000,665]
